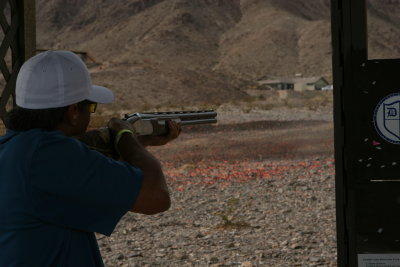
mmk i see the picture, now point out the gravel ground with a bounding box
[98,158,336,267]
[97,107,337,267]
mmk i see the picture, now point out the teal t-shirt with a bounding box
[0,129,143,266]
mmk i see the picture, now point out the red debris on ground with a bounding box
[164,158,335,191]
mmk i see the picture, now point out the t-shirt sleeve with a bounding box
[28,132,143,236]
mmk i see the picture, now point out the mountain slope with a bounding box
[36,0,400,110]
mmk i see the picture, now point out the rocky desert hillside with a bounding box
[35,0,400,110]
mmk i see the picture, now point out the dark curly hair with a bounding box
[4,100,91,131]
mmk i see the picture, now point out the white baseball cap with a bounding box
[16,50,114,109]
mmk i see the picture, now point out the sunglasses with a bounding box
[89,103,97,113]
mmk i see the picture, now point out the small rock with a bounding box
[209,257,219,264]
[290,243,302,249]
[195,232,204,238]
[128,252,143,258]
[174,251,188,260]
[156,252,166,257]
[240,261,253,267]
[310,257,321,262]
[226,243,235,248]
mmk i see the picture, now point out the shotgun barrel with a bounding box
[124,110,217,135]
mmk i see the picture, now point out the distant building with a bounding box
[292,77,330,91]
[321,85,333,91]
[257,76,330,91]
[257,79,293,90]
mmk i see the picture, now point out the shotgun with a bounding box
[75,110,217,157]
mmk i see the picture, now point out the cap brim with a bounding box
[88,85,114,104]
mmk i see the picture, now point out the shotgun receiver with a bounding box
[75,110,217,156]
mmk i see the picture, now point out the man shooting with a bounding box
[0,50,181,266]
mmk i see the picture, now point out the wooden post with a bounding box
[22,0,36,61]
[0,0,36,122]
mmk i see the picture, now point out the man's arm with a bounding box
[108,118,180,215]
[117,132,170,214]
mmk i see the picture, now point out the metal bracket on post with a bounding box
[0,0,36,123]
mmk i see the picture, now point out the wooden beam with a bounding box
[22,0,36,61]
